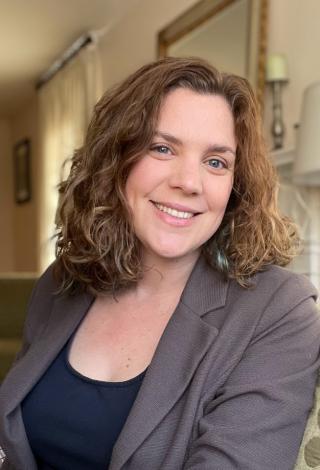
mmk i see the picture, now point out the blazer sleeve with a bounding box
[183,278,320,470]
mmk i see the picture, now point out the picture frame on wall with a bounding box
[13,138,31,204]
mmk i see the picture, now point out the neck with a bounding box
[132,250,200,300]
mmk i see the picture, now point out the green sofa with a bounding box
[294,369,320,469]
[0,275,37,382]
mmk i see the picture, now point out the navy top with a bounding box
[21,334,147,469]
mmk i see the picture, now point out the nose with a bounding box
[168,157,203,195]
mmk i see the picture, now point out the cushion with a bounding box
[294,375,320,469]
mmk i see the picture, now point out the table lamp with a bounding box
[266,54,289,150]
[293,81,320,186]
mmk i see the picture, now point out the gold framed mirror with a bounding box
[158,0,268,109]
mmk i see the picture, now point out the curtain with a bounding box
[38,41,102,273]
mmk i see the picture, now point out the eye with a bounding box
[206,158,227,170]
[150,144,172,155]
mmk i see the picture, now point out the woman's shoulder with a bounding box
[23,263,62,333]
[251,265,318,303]
[34,262,58,290]
[221,264,319,331]
[236,265,319,332]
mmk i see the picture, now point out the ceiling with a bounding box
[0,0,137,118]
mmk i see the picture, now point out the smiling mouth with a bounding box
[151,201,200,219]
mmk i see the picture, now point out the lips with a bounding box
[151,201,199,219]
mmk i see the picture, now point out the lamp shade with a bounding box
[293,81,320,186]
[266,54,288,82]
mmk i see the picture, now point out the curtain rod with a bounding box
[36,34,93,90]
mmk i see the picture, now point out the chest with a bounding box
[68,295,178,382]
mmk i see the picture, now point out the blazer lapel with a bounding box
[110,257,228,470]
[0,289,94,469]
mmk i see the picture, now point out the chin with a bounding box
[146,242,199,263]
[153,249,185,260]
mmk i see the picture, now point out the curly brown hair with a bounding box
[54,56,299,294]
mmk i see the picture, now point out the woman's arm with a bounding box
[183,294,320,470]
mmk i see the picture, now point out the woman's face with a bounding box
[125,87,236,266]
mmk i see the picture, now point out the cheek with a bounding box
[125,160,146,203]
[206,178,234,212]
[125,157,166,202]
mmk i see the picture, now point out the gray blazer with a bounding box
[1,257,320,470]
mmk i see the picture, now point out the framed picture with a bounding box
[13,138,31,204]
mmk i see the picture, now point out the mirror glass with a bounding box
[158,0,268,107]
[169,0,249,77]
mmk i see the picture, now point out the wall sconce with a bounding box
[293,81,320,186]
[266,54,289,150]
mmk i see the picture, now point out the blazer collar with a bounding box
[180,255,229,315]
[0,256,228,470]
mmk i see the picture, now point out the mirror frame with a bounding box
[158,0,268,110]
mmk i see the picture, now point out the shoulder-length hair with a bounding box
[54,56,299,294]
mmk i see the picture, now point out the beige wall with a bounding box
[2,0,197,274]
[264,0,320,149]
[99,0,320,153]
[11,96,39,272]
[11,0,201,273]
[98,0,196,90]
[3,0,320,272]
[0,119,14,271]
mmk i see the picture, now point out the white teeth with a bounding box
[154,203,194,219]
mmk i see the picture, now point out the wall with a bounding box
[98,0,197,90]
[266,0,320,290]
[11,96,39,272]
[265,0,320,150]
[99,0,320,154]
[3,0,320,273]
[2,0,197,274]
[0,119,14,271]
[90,0,320,292]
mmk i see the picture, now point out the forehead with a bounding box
[159,88,233,122]
[157,88,236,148]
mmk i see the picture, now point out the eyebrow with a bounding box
[154,131,236,157]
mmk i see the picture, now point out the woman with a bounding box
[0,57,319,470]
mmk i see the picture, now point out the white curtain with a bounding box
[38,41,102,272]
